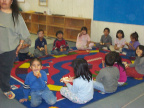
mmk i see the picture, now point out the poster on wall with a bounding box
[93,0,144,25]
[17,0,25,3]
[39,0,48,6]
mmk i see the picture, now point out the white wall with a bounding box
[19,0,144,45]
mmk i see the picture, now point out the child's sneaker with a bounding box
[99,91,105,94]
[4,91,15,99]
[98,90,105,94]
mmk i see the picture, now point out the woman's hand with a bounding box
[16,45,22,56]
[19,99,28,103]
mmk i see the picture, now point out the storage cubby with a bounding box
[21,13,32,22]
[47,16,64,26]
[65,29,80,41]
[31,23,39,34]
[21,12,91,42]
[65,18,84,29]
[32,14,46,24]
[47,26,64,37]
[25,22,31,32]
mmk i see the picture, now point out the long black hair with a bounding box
[135,45,144,57]
[115,52,125,70]
[72,58,92,82]
[11,0,20,26]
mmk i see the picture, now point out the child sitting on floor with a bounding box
[76,27,94,50]
[114,52,127,86]
[34,29,48,57]
[94,52,119,94]
[110,30,126,52]
[60,58,93,104]
[19,58,56,107]
[122,32,140,57]
[125,45,144,80]
[18,37,33,61]
[52,31,69,55]
[96,28,112,50]
[102,52,127,86]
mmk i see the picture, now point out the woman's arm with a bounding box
[16,40,24,56]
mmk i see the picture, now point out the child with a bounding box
[76,27,94,50]
[18,37,33,61]
[19,58,56,107]
[96,28,112,50]
[52,31,69,55]
[60,58,93,104]
[34,29,48,57]
[114,52,127,86]
[122,32,140,57]
[110,30,126,52]
[94,52,119,94]
[125,45,144,80]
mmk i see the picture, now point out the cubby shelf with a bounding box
[21,12,91,42]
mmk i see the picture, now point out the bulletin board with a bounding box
[93,0,144,25]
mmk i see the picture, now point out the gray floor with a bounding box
[0,89,26,108]
[0,34,144,108]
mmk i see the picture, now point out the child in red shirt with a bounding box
[52,31,69,55]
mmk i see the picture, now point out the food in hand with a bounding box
[35,71,41,78]
[60,77,69,82]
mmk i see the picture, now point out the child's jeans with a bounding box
[52,49,69,55]
[93,81,105,92]
[60,87,87,104]
[30,89,56,107]
[34,48,46,57]
[96,43,110,50]
[122,48,135,57]
[18,52,33,61]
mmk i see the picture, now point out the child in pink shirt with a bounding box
[114,52,127,85]
[76,27,94,50]
[110,30,126,52]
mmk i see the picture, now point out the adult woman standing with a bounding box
[0,0,30,99]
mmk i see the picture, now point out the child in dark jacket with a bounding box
[52,31,69,55]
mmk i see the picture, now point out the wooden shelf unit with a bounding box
[21,12,91,42]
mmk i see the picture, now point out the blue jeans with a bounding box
[34,48,46,57]
[122,48,135,57]
[93,81,105,92]
[30,89,56,107]
[96,43,110,50]
[18,53,33,61]
[52,49,69,55]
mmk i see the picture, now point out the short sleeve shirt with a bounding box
[114,38,126,48]
[100,35,112,44]
[35,38,47,49]
[76,34,91,46]
[0,11,30,54]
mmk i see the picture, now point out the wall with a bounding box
[19,0,144,45]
